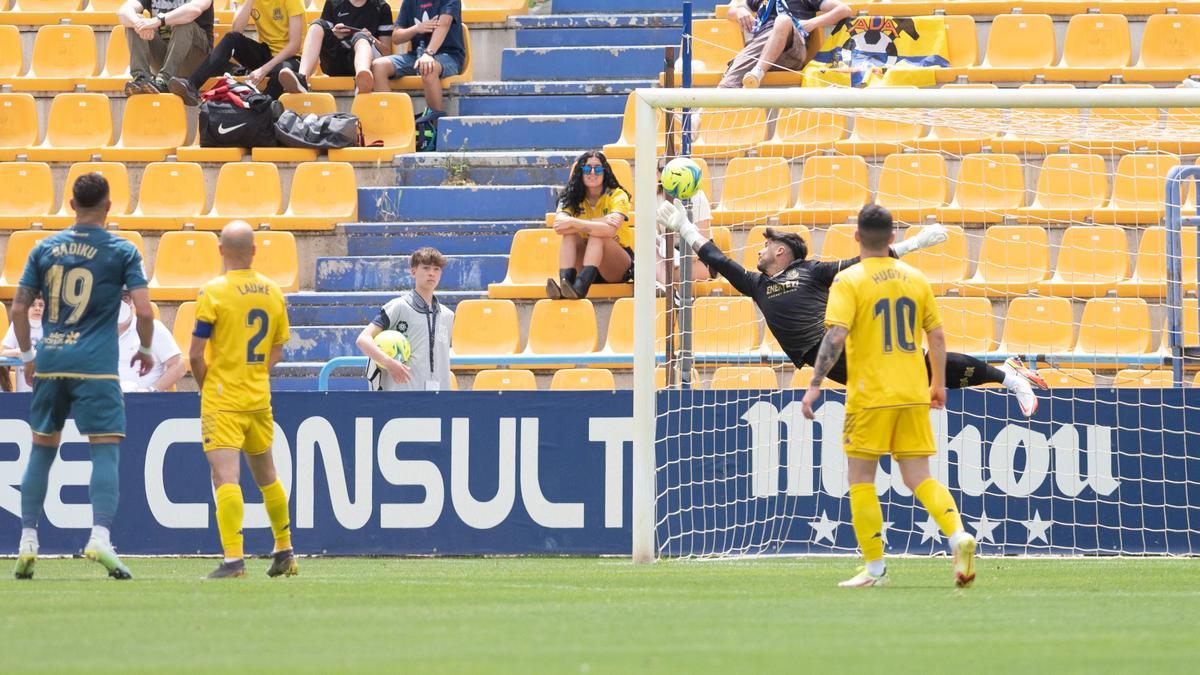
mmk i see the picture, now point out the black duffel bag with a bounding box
[274,110,362,150]
[199,93,278,148]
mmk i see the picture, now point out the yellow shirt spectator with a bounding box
[563,187,633,248]
[253,0,306,55]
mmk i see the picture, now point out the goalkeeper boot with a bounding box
[206,559,246,579]
[838,565,889,588]
[84,538,132,580]
[1000,357,1044,417]
[14,538,37,580]
[953,532,977,588]
[267,548,299,578]
[1004,356,1048,389]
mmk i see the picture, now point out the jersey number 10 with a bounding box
[873,297,917,353]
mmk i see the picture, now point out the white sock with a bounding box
[866,559,886,577]
[747,66,765,80]
[90,525,111,547]
[949,530,967,549]
[21,528,37,546]
[224,557,242,564]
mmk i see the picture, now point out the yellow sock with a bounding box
[914,477,964,537]
[215,483,244,560]
[259,479,292,552]
[849,483,885,563]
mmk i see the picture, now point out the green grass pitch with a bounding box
[2,557,1198,673]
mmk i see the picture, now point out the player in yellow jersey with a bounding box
[190,221,297,579]
[801,205,976,589]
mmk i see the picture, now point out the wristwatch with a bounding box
[156,11,167,25]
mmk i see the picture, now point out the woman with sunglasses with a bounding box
[656,159,713,287]
[547,150,634,300]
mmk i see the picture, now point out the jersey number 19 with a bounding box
[45,264,94,325]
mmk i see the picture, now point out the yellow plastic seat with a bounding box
[1146,103,1200,155]
[0,303,7,340]
[1018,154,1109,223]
[329,93,416,162]
[550,368,615,391]
[0,162,53,230]
[98,95,187,162]
[1046,14,1132,82]
[0,0,84,24]
[935,14,979,82]
[1092,153,1178,225]
[911,83,1001,154]
[123,162,206,231]
[191,162,281,230]
[0,25,22,78]
[1117,226,1199,298]
[1112,368,1175,388]
[1071,84,1160,154]
[526,299,598,355]
[659,18,744,87]
[709,366,778,390]
[25,93,113,162]
[691,107,769,158]
[969,14,1056,82]
[472,369,536,391]
[817,223,859,262]
[0,231,53,299]
[450,299,521,355]
[939,153,1024,224]
[655,366,701,389]
[780,155,870,226]
[252,231,299,293]
[602,92,668,160]
[85,26,130,91]
[601,297,665,356]
[4,24,95,91]
[462,0,527,23]
[739,224,812,271]
[834,90,924,157]
[875,152,947,223]
[1037,225,1129,297]
[1179,297,1200,349]
[787,366,844,390]
[0,92,38,162]
[277,161,357,230]
[1040,368,1095,388]
[711,157,792,226]
[171,301,198,370]
[758,109,847,158]
[148,231,222,301]
[692,296,759,354]
[487,229,563,299]
[1074,298,1154,358]
[1124,15,1200,83]
[956,225,1050,297]
[902,224,968,294]
[991,84,1080,155]
[44,161,132,229]
[998,297,1074,355]
[936,297,994,354]
[75,0,127,24]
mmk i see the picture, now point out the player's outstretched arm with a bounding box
[890,222,948,257]
[801,325,847,420]
[659,200,763,296]
[926,326,947,410]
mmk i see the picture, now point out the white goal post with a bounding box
[631,86,1200,563]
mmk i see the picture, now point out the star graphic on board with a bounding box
[1023,510,1052,544]
[968,511,1001,544]
[918,516,943,544]
[809,511,840,545]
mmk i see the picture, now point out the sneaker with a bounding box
[124,76,154,97]
[953,533,977,588]
[168,77,201,106]
[278,68,308,94]
[354,69,374,95]
[84,538,132,580]
[545,279,563,300]
[838,565,889,588]
[206,559,246,579]
[1000,357,1042,417]
[1004,356,1048,389]
[149,74,170,94]
[13,539,36,580]
[742,67,763,89]
[266,548,299,578]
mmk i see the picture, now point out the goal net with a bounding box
[629,86,1200,562]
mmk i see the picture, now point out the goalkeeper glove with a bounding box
[656,201,706,253]
[892,222,948,257]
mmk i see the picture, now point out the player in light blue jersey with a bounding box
[12,173,157,580]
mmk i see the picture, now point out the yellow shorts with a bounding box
[201,409,274,455]
[842,405,935,460]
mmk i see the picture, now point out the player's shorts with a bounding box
[842,405,935,460]
[201,409,274,455]
[30,376,125,437]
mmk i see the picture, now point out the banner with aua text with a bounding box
[0,391,1198,556]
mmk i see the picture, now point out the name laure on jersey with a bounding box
[47,241,99,260]
[237,281,271,296]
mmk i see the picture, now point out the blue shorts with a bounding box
[30,376,126,437]
[385,50,462,79]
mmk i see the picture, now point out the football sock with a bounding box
[559,268,577,287]
[215,483,245,561]
[20,442,56,528]
[21,528,38,546]
[90,525,111,547]
[866,559,886,577]
[914,478,964,538]
[573,265,600,298]
[849,483,885,564]
[88,443,120,529]
[259,479,292,553]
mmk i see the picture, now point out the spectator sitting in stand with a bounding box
[119,0,215,96]
[370,0,465,134]
[116,291,186,392]
[547,150,634,301]
[278,0,395,95]
[720,0,852,89]
[0,295,44,394]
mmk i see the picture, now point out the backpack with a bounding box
[199,92,278,148]
[414,108,445,152]
[275,110,363,150]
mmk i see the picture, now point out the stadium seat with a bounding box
[655,366,701,389]
[526,299,598,355]
[1018,154,1109,223]
[85,26,130,91]
[328,93,417,162]
[1046,14,1132,82]
[711,157,792,226]
[44,161,132,229]
[315,25,473,91]
[787,366,843,389]
[607,158,635,198]
[817,224,859,262]
[902,224,968,294]
[693,225,734,296]
[991,84,1079,155]
[0,162,53,230]
[0,93,37,160]
[279,92,338,115]
[75,0,127,25]
[739,224,812,271]
[0,25,22,78]
[1118,226,1199,298]
[1092,153,1178,225]
[658,18,743,87]
[550,368,615,391]
[758,109,847,158]
[875,152,947,223]
[998,297,1075,356]
[462,0,527,23]
[123,162,206,230]
[1147,102,1200,155]
[488,229,562,299]
[968,14,1057,82]
[692,296,759,354]
[0,0,84,24]
[691,107,769,158]
[1177,297,1200,349]
[1124,15,1200,83]
[1037,225,1129,297]
[473,369,537,391]
[1073,84,1161,154]
[278,162,357,230]
[0,303,7,341]
[1112,369,1175,388]
[602,297,666,355]
[450,299,521,355]
[3,24,96,91]
[192,162,282,230]
[834,88,924,157]
[709,366,778,390]
[111,229,145,260]
[603,92,676,160]
[25,93,114,162]
[0,231,52,299]
[252,231,299,293]
[171,301,198,369]
[148,231,221,301]
[1074,298,1154,357]
[1039,368,1096,388]
[935,14,979,82]
[911,83,1000,154]
[780,155,870,225]
[939,153,1024,224]
[956,225,1050,297]
[99,95,187,162]
[936,297,994,354]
